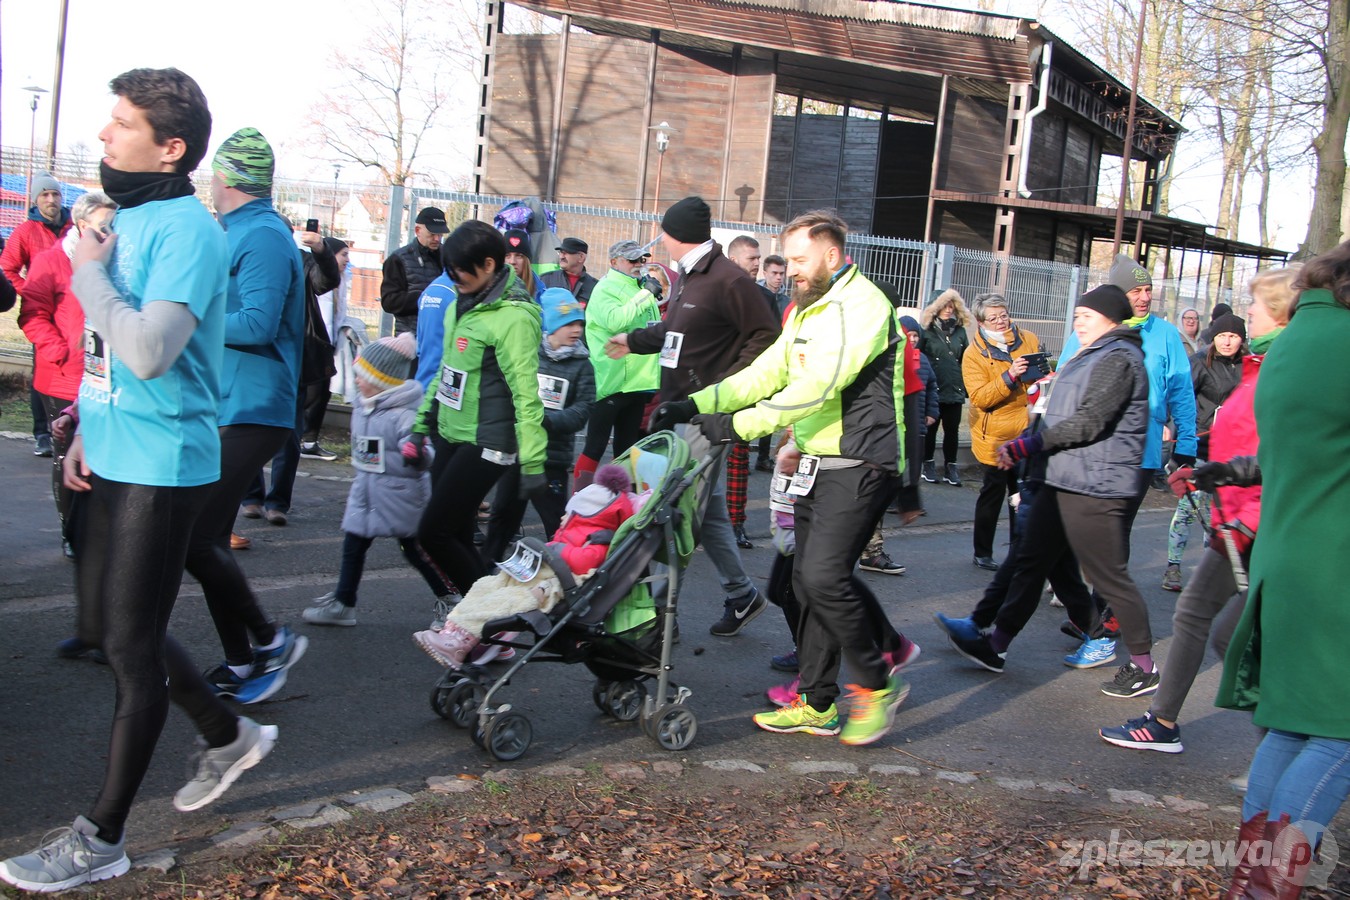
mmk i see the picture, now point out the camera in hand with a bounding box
[1019,352,1049,383]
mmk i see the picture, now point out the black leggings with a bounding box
[38,392,76,542]
[417,438,507,592]
[581,391,652,461]
[483,465,569,563]
[78,476,238,842]
[923,402,963,466]
[183,424,289,666]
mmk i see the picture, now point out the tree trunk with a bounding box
[1297,0,1350,259]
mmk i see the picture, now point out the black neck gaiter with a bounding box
[100,162,196,209]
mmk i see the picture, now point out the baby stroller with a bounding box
[428,431,718,761]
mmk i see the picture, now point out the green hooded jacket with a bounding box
[415,269,548,474]
[585,267,661,399]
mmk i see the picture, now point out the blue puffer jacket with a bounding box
[1061,313,1196,469]
[218,200,305,428]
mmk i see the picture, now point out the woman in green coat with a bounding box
[918,288,970,486]
[1213,244,1350,897]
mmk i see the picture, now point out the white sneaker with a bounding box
[0,816,129,892]
[303,595,357,627]
[173,717,278,812]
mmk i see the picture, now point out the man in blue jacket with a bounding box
[185,128,308,704]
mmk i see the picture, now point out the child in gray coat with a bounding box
[304,333,458,628]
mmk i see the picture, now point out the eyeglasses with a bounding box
[982,312,1011,324]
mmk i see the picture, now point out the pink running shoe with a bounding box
[766,676,801,708]
[883,638,922,676]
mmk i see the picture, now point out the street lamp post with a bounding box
[648,121,676,240]
[23,85,50,203]
[332,164,342,233]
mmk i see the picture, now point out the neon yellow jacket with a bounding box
[690,265,906,470]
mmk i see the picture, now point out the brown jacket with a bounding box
[962,323,1041,466]
[627,244,780,400]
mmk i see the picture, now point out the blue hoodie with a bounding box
[218,199,306,428]
[415,271,457,389]
[1061,313,1196,469]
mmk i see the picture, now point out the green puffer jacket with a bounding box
[585,268,661,399]
[691,265,905,471]
[415,269,548,475]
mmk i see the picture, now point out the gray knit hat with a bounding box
[29,172,60,207]
[355,332,416,389]
[1107,253,1152,292]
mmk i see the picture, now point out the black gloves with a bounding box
[518,472,548,500]
[693,413,740,445]
[1171,452,1197,468]
[1192,456,1261,492]
[649,399,698,432]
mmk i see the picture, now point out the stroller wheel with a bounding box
[592,680,613,715]
[651,704,698,751]
[604,680,647,722]
[484,711,533,761]
[445,680,485,729]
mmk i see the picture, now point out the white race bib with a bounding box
[83,328,111,393]
[769,472,795,512]
[351,435,385,474]
[537,373,568,411]
[481,447,518,466]
[436,365,468,410]
[787,455,821,496]
[659,331,684,369]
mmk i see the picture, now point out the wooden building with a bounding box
[475,0,1282,268]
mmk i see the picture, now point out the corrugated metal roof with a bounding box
[712,0,1024,40]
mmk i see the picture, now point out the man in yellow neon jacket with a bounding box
[650,209,913,747]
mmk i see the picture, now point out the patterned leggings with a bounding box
[725,442,750,527]
[1167,490,1212,565]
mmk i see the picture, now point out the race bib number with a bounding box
[659,331,684,369]
[481,447,518,466]
[769,472,795,513]
[351,435,385,474]
[787,455,821,497]
[497,541,543,583]
[83,328,111,393]
[537,373,568,410]
[436,365,468,410]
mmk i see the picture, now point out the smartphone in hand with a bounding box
[305,218,320,233]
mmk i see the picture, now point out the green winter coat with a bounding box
[585,267,661,399]
[415,269,548,475]
[1215,289,1350,738]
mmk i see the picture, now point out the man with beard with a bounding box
[605,197,779,636]
[645,209,914,746]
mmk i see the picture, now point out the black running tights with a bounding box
[78,476,237,843]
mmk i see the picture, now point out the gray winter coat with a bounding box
[342,379,432,538]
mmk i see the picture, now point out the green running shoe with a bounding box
[753,695,841,736]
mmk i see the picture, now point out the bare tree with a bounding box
[306,0,478,186]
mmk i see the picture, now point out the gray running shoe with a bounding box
[173,717,278,812]
[431,594,460,631]
[0,815,129,892]
[303,595,356,627]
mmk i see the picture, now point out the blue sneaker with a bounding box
[253,626,308,676]
[235,666,288,704]
[1064,637,1117,669]
[933,612,981,643]
[1099,712,1183,753]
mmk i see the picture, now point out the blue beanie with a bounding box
[541,287,584,334]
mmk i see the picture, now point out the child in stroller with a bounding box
[413,464,639,669]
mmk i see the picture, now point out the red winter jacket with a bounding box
[548,491,635,576]
[0,214,71,294]
[1206,353,1263,540]
[18,242,84,400]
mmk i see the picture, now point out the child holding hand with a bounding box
[304,333,459,628]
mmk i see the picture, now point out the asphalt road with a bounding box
[0,433,1263,859]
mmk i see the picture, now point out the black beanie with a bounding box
[661,196,712,244]
[1210,303,1232,321]
[1209,312,1246,341]
[1076,285,1132,323]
